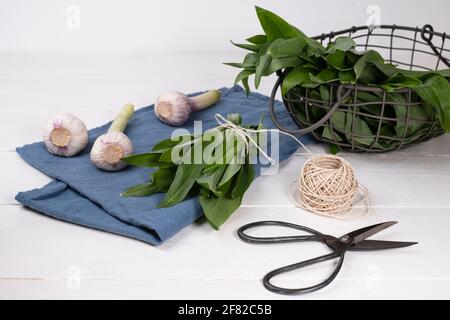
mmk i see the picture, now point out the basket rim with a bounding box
[312,24,450,41]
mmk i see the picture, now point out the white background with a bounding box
[1,0,450,300]
[1,0,450,53]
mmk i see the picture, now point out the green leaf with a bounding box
[242,77,250,96]
[387,92,429,137]
[381,73,422,91]
[199,194,243,230]
[326,50,353,71]
[122,152,162,167]
[339,70,356,83]
[196,165,226,195]
[121,183,158,197]
[309,68,339,84]
[158,164,204,208]
[231,164,255,198]
[353,50,384,79]
[326,37,356,54]
[322,126,343,142]
[152,136,186,152]
[268,37,308,58]
[415,74,450,132]
[246,34,267,44]
[255,6,305,41]
[345,111,376,146]
[255,54,272,88]
[281,67,316,95]
[234,69,254,86]
[264,56,302,75]
[224,62,247,68]
[122,167,176,197]
[329,144,340,155]
[150,167,177,192]
[230,41,260,52]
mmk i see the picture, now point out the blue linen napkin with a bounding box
[15,86,314,245]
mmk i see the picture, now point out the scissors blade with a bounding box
[349,239,418,251]
[342,221,398,245]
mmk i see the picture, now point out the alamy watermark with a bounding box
[66,5,81,30]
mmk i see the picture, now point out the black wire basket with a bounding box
[269,24,450,152]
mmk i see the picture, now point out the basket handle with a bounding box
[268,75,352,135]
[421,24,450,68]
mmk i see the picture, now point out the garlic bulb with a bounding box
[90,103,134,171]
[43,113,88,157]
[154,90,221,126]
[90,131,133,171]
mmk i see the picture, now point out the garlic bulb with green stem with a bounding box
[43,113,88,157]
[90,103,135,171]
[154,90,221,126]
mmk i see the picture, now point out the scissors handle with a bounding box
[237,220,324,244]
[263,252,345,295]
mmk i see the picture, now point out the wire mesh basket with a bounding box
[269,24,450,152]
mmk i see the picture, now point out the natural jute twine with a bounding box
[215,114,370,219]
[293,154,369,218]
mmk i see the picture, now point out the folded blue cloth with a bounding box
[15,86,314,245]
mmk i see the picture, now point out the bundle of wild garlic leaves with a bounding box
[226,7,450,149]
[122,114,265,229]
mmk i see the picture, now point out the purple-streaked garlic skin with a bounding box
[90,131,133,171]
[43,113,88,157]
[154,92,192,126]
[154,90,221,126]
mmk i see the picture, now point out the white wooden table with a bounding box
[1,52,450,299]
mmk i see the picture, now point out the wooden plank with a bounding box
[1,205,449,299]
[3,140,450,207]
[0,52,276,111]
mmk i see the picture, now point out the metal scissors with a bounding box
[237,220,417,295]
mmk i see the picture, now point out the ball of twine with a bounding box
[297,155,365,217]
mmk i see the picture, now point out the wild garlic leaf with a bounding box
[339,70,356,83]
[152,136,187,152]
[309,68,339,84]
[345,111,376,146]
[199,194,244,230]
[122,152,163,168]
[218,133,246,189]
[122,167,176,197]
[264,57,302,75]
[246,34,268,44]
[231,164,255,198]
[268,37,308,59]
[353,50,385,79]
[255,6,305,41]
[381,73,422,92]
[415,74,450,132]
[231,41,260,52]
[196,165,227,196]
[255,54,272,88]
[234,70,254,87]
[158,164,205,208]
[224,62,248,69]
[281,67,316,95]
[122,183,159,197]
[326,37,356,54]
[325,50,353,71]
[388,92,429,137]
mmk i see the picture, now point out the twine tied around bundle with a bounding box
[215,114,370,219]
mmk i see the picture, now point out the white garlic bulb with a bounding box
[90,103,135,171]
[90,131,133,171]
[154,90,221,126]
[43,113,88,157]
